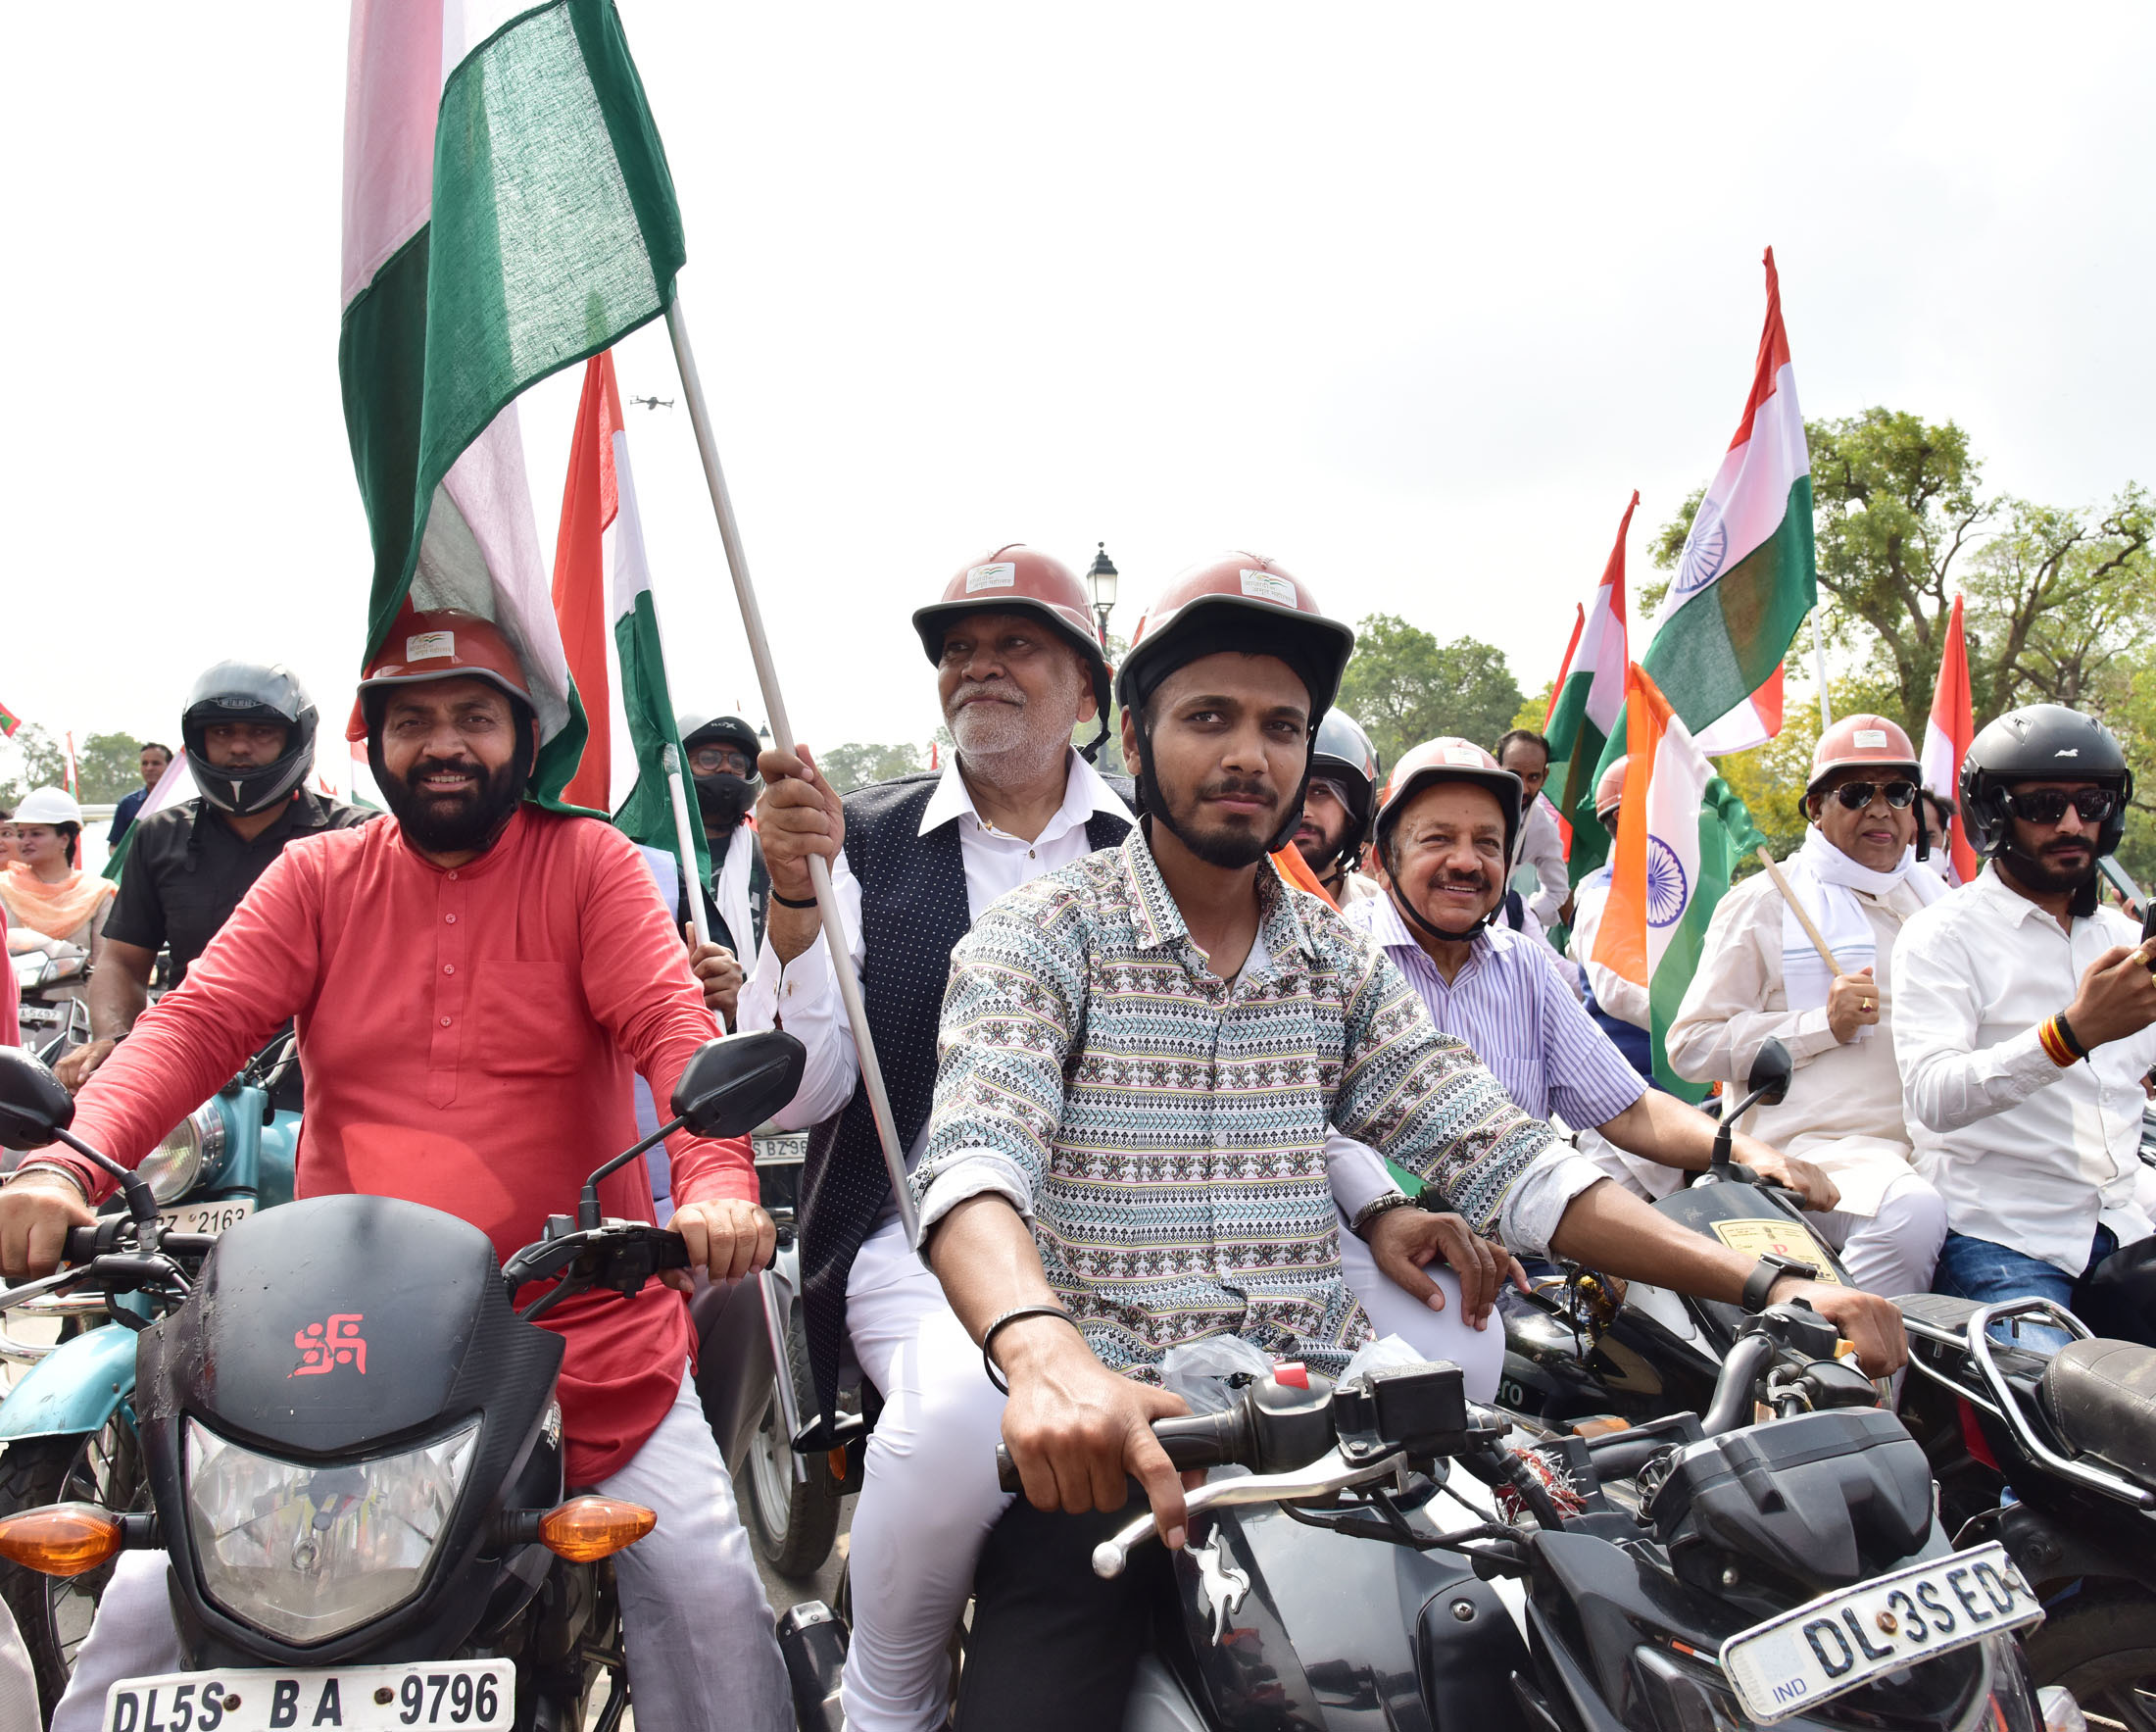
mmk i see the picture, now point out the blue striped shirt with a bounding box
[1344,893,1644,1131]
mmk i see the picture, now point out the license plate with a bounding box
[156,1198,257,1236]
[1718,1541,2041,1723]
[106,1659,511,1732]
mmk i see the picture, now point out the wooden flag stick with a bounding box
[663,296,918,1248]
[1753,845,1844,977]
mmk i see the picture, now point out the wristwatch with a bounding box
[1741,1251,1818,1313]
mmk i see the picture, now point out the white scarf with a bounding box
[714,823,756,960]
[1780,825,1946,1034]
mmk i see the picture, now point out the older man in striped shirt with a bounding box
[1336,739,1838,1218]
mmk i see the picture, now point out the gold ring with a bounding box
[1862,1000,1874,1012]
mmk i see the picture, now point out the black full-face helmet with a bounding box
[1959,704,2133,858]
[181,662,318,817]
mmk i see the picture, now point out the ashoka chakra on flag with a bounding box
[1645,836,1690,928]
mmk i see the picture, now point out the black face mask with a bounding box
[371,728,532,857]
[694,771,754,834]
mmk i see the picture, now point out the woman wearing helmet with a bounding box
[2,786,116,1017]
[909,557,1907,1728]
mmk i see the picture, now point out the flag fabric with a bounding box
[62,734,78,799]
[552,350,709,880]
[1644,249,1817,741]
[1270,844,1337,910]
[1542,604,1585,858]
[1693,662,1787,756]
[339,0,686,808]
[0,700,20,740]
[1545,491,1637,883]
[1921,592,1980,884]
[101,754,198,883]
[1592,664,1759,1102]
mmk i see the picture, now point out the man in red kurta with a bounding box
[6,610,791,1732]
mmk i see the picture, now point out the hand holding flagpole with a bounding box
[663,298,918,1249]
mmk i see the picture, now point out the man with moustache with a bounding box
[1288,709,1384,906]
[4,609,791,1732]
[741,547,1469,1732]
[913,561,1905,1727]
[1894,704,2156,1339]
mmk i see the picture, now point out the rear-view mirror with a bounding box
[0,1049,75,1150]
[1746,1038,1793,1110]
[669,1032,807,1140]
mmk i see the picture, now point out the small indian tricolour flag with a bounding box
[102,753,197,883]
[1644,249,1816,746]
[1920,592,1979,885]
[1592,663,1727,1102]
[552,350,709,881]
[1546,490,1636,881]
[340,0,686,808]
[0,700,21,740]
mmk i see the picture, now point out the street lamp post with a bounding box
[1086,542,1118,647]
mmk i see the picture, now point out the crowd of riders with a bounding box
[0,543,2151,1730]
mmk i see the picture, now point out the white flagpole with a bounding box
[661,744,711,950]
[1811,609,1833,728]
[663,297,919,1248]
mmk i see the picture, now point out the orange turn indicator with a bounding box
[0,1503,125,1578]
[538,1496,657,1563]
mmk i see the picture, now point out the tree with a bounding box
[0,726,149,811]
[816,742,925,794]
[1335,616,1524,771]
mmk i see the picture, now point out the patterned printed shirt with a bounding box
[911,830,1558,1379]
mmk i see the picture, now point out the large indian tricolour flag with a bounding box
[1643,249,1816,746]
[552,350,710,881]
[340,0,685,808]
[1544,490,1636,884]
[1592,664,1744,1103]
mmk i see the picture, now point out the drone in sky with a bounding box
[629,394,675,412]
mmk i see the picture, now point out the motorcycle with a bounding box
[0,1033,301,1718]
[11,948,91,1065]
[1900,1292,2156,1728]
[780,1297,2048,1732]
[0,1030,803,1731]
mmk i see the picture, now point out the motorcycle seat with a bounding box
[2039,1337,2156,1488]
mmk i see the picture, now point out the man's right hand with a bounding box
[754,744,844,920]
[1826,966,1881,1045]
[52,1039,118,1094]
[996,1315,1195,1548]
[2066,941,2156,1050]
[0,1172,96,1282]
[1773,1275,1907,1379]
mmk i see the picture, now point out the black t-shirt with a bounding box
[105,791,376,983]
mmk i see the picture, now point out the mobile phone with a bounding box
[2142,898,2156,946]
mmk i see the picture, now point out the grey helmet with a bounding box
[181,662,318,817]
[1305,710,1381,877]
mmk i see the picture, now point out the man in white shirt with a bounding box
[1497,726,1573,933]
[1893,704,2156,1343]
[1666,717,1949,1298]
[738,547,1464,1732]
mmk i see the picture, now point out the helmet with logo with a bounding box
[181,661,320,818]
[1593,755,1630,822]
[12,787,82,829]
[677,713,761,774]
[1375,738,1525,879]
[1117,554,1357,856]
[355,607,535,716]
[1805,715,1922,801]
[1303,711,1382,875]
[1960,703,2133,858]
[911,546,1114,760]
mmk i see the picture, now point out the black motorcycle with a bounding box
[1900,1292,2156,1729]
[0,1032,804,1732]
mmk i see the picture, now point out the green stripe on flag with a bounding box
[612,590,711,885]
[1645,776,1765,1101]
[1642,476,1815,735]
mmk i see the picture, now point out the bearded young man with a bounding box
[739,547,1464,1732]
[909,558,1904,1729]
[1664,717,1950,1299]
[1894,704,2156,1342]
[0,609,790,1732]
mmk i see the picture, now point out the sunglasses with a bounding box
[1829,780,1918,812]
[2000,787,2121,826]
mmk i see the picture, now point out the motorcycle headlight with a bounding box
[185,1416,480,1644]
[137,1105,227,1204]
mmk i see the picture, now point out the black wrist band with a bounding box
[1741,1252,1819,1313]
[2054,1010,2089,1061]
[770,890,819,910]
[980,1304,1081,1395]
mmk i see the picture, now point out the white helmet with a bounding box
[13,787,82,827]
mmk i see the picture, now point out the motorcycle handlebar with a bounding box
[995,1408,1246,1495]
[63,1227,100,1265]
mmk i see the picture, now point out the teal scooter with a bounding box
[0,1034,298,1720]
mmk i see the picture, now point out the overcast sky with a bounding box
[6,3,2152,791]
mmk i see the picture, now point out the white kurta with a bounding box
[1664,863,1931,1217]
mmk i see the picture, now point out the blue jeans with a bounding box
[1933,1226,2118,1351]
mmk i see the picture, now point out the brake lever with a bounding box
[1089,1447,1405,1580]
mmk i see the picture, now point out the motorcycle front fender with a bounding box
[0,1321,137,1441]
